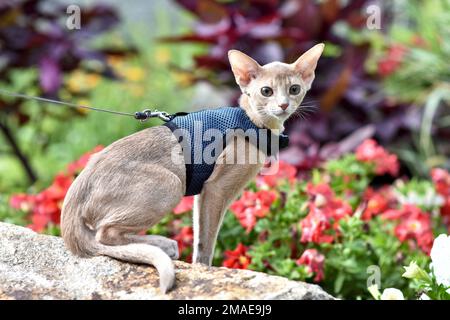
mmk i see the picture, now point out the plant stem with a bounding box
[0,117,37,184]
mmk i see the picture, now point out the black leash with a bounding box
[0,89,187,122]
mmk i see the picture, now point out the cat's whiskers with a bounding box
[290,103,318,121]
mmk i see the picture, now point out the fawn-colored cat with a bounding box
[60,43,324,293]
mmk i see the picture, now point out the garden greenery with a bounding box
[9,139,450,299]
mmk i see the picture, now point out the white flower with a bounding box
[395,189,444,209]
[380,288,404,300]
[430,234,450,287]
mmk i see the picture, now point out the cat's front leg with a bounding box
[192,186,227,265]
[192,138,265,265]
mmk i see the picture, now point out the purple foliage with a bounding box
[39,57,61,93]
[165,0,421,172]
[0,0,132,183]
[0,0,122,96]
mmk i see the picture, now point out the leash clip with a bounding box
[153,110,171,122]
[134,109,172,122]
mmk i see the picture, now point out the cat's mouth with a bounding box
[272,109,291,118]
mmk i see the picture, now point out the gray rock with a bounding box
[0,222,334,300]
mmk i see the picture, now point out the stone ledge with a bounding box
[0,222,334,300]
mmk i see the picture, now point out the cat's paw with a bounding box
[163,239,179,260]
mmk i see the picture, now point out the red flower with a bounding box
[230,190,277,233]
[10,146,103,232]
[382,204,433,254]
[222,243,251,269]
[306,183,352,222]
[377,44,408,77]
[431,168,450,228]
[299,183,352,244]
[431,168,450,195]
[296,249,325,282]
[440,198,450,228]
[67,145,104,175]
[356,139,399,176]
[44,173,74,201]
[306,183,335,203]
[361,186,396,221]
[173,196,194,214]
[257,160,297,188]
[9,194,34,212]
[26,173,74,231]
[380,208,406,220]
[28,213,52,232]
[299,208,334,243]
[172,225,193,259]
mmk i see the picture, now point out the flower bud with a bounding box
[402,261,431,282]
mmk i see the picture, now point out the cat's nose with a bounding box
[279,103,289,111]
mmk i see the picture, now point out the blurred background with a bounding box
[0,0,449,299]
[1,0,449,195]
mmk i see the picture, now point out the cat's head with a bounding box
[228,43,324,129]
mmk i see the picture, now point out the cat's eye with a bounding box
[289,84,301,95]
[260,86,273,97]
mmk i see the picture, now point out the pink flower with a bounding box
[431,168,450,228]
[361,186,396,221]
[382,204,433,254]
[299,183,352,244]
[380,208,406,220]
[356,139,399,176]
[299,208,334,243]
[230,190,277,233]
[173,196,194,214]
[431,168,450,195]
[306,183,335,203]
[9,194,34,212]
[296,249,325,282]
[222,243,251,269]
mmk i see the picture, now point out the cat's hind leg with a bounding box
[80,167,184,292]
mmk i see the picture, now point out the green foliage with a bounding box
[5,132,447,300]
[403,260,450,300]
[381,1,450,104]
[324,216,418,299]
[364,1,450,175]
[324,154,374,204]
[0,195,27,226]
[0,10,203,192]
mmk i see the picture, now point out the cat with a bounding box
[60,43,324,293]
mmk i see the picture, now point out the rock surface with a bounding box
[0,222,334,300]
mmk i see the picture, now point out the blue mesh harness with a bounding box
[164,107,289,196]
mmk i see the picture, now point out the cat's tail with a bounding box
[61,203,175,293]
[96,242,175,293]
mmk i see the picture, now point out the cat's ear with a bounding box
[228,50,261,87]
[292,43,324,89]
